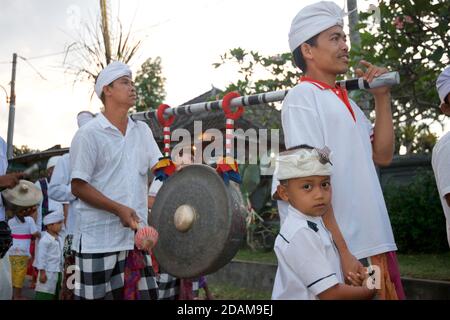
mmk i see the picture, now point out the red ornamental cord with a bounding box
[300,76,356,122]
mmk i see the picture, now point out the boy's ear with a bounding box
[277,184,289,202]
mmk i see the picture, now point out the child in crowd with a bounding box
[34,210,65,300]
[8,207,40,300]
[272,145,376,300]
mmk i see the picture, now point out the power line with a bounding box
[18,56,47,81]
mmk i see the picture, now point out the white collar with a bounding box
[287,205,323,225]
[97,112,136,132]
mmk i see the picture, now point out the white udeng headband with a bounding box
[274,147,332,181]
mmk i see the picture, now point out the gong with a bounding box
[149,164,247,278]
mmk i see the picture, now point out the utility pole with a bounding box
[100,0,112,65]
[6,53,17,159]
[347,0,361,50]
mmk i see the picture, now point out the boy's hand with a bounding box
[39,271,47,284]
[355,60,390,96]
[340,251,364,285]
[347,267,368,287]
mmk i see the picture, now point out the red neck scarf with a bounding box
[300,76,356,122]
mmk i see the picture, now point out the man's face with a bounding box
[441,93,450,116]
[106,76,137,107]
[308,25,349,75]
[277,175,332,217]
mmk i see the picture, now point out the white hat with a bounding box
[436,66,450,105]
[274,146,332,181]
[94,61,132,99]
[77,111,95,128]
[43,211,64,226]
[46,156,61,170]
[288,1,345,52]
[1,180,43,207]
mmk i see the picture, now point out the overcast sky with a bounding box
[0,0,412,152]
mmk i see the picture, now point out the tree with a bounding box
[13,145,39,157]
[352,0,449,153]
[64,1,141,87]
[214,48,300,128]
[134,57,166,112]
[215,1,449,154]
[395,123,437,154]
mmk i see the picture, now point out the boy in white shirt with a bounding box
[272,145,376,300]
[34,211,64,300]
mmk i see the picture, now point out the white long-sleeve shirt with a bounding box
[48,153,78,235]
[34,231,64,272]
[0,137,7,222]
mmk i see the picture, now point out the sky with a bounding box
[0,0,420,152]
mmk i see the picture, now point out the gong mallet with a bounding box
[131,71,400,122]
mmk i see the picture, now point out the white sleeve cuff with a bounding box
[308,273,339,296]
[71,171,91,184]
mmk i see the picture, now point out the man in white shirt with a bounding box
[0,136,23,300]
[48,111,95,300]
[70,61,162,300]
[431,66,450,248]
[281,1,403,299]
[0,137,23,221]
[0,220,13,299]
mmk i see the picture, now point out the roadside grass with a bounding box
[207,283,271,300]
[234,248,450,281]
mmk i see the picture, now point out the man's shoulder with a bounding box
[71,117,102,145]
[283,82,323,108]
[133,119,152,134]
[289,81,323,95]
[79,116,101,132]
[437,131,450,145]
[433,131,450,156]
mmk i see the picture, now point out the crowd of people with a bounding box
[1,0,449,300]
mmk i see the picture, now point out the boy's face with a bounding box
[277,175,332,217]
[104,76,137,108]
[305,25,349,75]
[47,221,63,234]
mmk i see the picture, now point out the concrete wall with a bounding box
[208,260,450,300]
[379,154,432,188]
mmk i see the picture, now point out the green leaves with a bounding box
[384,170,448,253]
[240,164,261,196]
[134,57,166,112]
